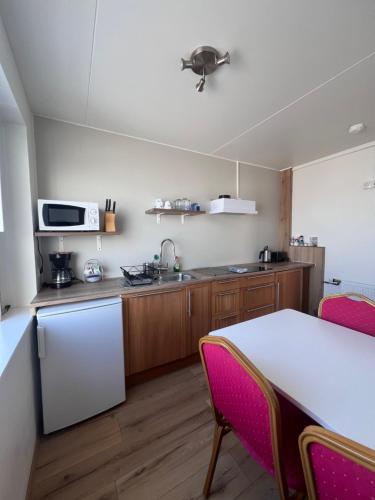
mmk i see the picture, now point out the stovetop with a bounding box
[193,264,272,276]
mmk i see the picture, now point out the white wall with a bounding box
[0,13,38,306]
[0,12,40,500]
[292,143,375,292]
[35,117,281,279]
[0,318,39,500]
[0,124,38,306]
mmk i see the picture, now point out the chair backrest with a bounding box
[199,336,288,499]
[318,293,375,337]
[299,425,375,500]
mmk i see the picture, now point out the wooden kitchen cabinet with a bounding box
[187,283,211,353]
[212,278,241,330]
[212,313,241,330]
[276,268,303,311]
[212,289,240,317]
[240,273,275,322]
[124,288,187,375]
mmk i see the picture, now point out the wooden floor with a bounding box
[30,364,279,499]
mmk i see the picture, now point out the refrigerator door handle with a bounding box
[37,326,46,358]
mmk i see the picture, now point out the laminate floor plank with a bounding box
[29,364,279,500]
[34,415,122,484]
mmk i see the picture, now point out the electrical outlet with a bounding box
[363,180,375,190]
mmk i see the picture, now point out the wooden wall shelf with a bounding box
[34,230,120,251]
[35,231,120,237]
[145,208,206,225]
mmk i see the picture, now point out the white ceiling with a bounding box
[0,0,374,169]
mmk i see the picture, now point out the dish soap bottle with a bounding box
[173,256,181,273]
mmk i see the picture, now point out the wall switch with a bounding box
[363,180,375,190]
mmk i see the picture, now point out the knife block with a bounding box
[104,212,117,232]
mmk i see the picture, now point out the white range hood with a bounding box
[209,161,258,215]
[209,197,257,214]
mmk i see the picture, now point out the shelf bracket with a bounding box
[181,214,190,224]
[96,235,102,251]
[58,236,64,252]
[156,213,162,224]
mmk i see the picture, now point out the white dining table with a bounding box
[210,308,375,450]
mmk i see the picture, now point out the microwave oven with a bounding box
[38,199,100,231]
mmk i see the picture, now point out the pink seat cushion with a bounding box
[202,343,313,491]
[310,442,375,499]
[321,296,375,337]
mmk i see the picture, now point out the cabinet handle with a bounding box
[246,284,274,292]
[276,282,280,309]
[187,290,192,317]
[217,290,238,297]
[128,289,180,298]
[37,326,46,358]
[247,304,274,313]
[218,313,238,320]
[216,279,239,285]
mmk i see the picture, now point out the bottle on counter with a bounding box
[173,256,181,273]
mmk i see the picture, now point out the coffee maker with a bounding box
[49,252,75,288]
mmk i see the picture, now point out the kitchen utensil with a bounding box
[259,245,272,263]
[83,259,104,282]
[112,201,116,213]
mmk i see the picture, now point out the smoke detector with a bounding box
[181,46,230,92]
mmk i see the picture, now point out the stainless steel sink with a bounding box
[158,273,196,283]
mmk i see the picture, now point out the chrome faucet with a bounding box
[159,238,176,272]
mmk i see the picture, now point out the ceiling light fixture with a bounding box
[181,46,230,92]
[348,122,366,134]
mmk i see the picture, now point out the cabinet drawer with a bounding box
[240,273,275,288]
[212,314,240,330]
[212,278,241,293]
[212,289,240,317]
[242,283,275,310]
[241,305,274,322]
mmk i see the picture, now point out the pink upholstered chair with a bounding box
[199,336,314,499]
[318,293,375,337]
[299,425,375,500]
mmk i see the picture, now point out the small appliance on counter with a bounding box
[38,199,99,231]
[83,259,103,283]
[271,251,289,263]
[259,245,272,263]
[49,252,75,288]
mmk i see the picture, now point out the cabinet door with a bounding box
[241,305,274,322]
[212,290,240,317]
[125,289,187,375]
[242,283,275,310]
[188,283,211,354]
[276,269,303,311]
[212,314,240,330]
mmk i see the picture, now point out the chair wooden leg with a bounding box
[203,424,226,498]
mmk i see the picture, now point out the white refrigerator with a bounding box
[37,297,125,434]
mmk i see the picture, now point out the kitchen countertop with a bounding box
[30,261,313,309]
